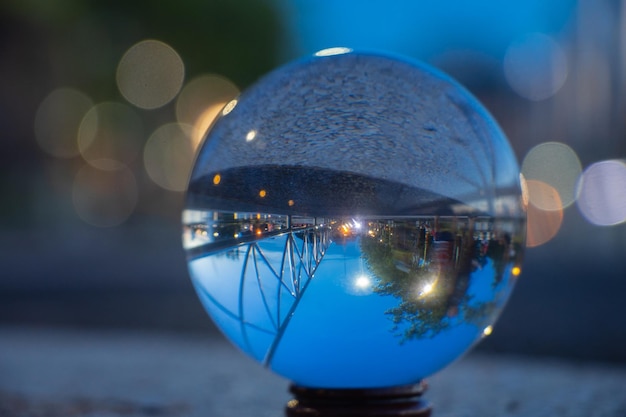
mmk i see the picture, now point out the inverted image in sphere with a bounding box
[183,50,526,388]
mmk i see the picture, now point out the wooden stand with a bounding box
[285,381,432,417]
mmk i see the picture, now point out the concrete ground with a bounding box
[1,327,625,417]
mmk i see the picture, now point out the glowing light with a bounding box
[175,74,239,145]
[188,103,227,148]
[34,88,93,158]
[78,102,143,169]
[525,180,563,247]
[520,173,529,208]
[482,325,493,336]
[246,130,257,142]
[521,142,581,210]
[314,47,352,57]
[72,161,138,227]
[503,33,568,101]
[288,199,295,207]
[213,174,221,185]
[259,189,267,198]
[176,74,238,123]
[512,266,522,276]
[222,99,238,115]
[355,276,371,289]
[182,209,205,223]
[256,230,262,236]
[419,282,435,297]
[116,39,185,109]
[213,232,219,237]
[576,160,626,226]
[143,123,197,192]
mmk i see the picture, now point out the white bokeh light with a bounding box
[34,88,94,158]
[77,102,144,169]
[521,142,582,210]
[504,33,568,101]
[577,160,626,226]
[116,39,185,109]
[144,123,198,192]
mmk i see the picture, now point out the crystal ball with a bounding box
[182,49,526,389]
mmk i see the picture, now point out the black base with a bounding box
[285,382,432,417]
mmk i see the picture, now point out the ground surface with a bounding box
[1,327,625,417]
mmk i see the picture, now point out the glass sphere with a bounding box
[182,49,526,389]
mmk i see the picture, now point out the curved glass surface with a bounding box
[183,51,526,388]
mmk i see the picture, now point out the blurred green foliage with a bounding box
[0,0,283,227]
[1,0,283,94]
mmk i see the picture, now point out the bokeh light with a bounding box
[72,160,138,227]
[143,123,198,192]
[504,32,568,101]
[521,142,582,211]
[576,160,626,226]
[525,180,564,247]
[34,88,94,158]
[116,39,185,109]
[175,74,239,145]
[189,103,228,148]
[78,102,144,169]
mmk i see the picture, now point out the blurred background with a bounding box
[1,0,625,363]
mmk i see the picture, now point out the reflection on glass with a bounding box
[183,171,524,388]
[182,51,525,389]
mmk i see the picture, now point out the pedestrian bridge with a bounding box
[187,223,333,365]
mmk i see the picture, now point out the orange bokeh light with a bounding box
[525,180,563,247]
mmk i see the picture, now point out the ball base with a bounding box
[285,382,432,417]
